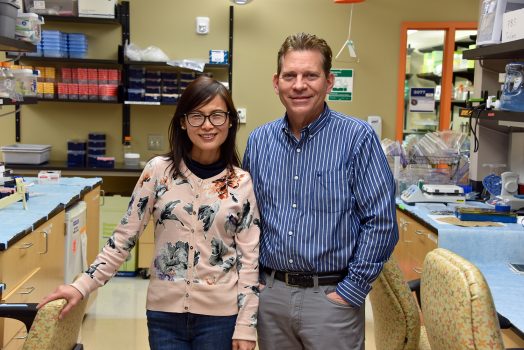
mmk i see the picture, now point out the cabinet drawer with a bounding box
[0,268,42,349]
[408,226,438,267]
[0,233,42,297]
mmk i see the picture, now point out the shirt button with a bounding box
[293,175,299,180]
[184,306,188,310]
[188,264,192,268]
[296,148,301,153]
[186,281,190,285]
[288,231,293,236]
[309,135,312,139]
[292,203,297,208]
[190,246,194,250]
[192,211,196,215]
[289,259,294,264]
[191,229,194,233]
[186,293,189,297]
[196,195,199,198]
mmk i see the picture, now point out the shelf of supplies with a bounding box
[0,97,38,105]
[462,39,524,60]
[459,108,524,132]
[0,36,36,52]
[7,55,121,65]
[42,15,120,25]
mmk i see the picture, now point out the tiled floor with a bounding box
[80,276,377,350]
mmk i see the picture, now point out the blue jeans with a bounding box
[147,310,237,350]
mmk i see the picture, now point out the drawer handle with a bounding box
[415,230,425,235]
[413,267,423,274]
[39,230,49,254]
[100,189,105,206]
[14,334,28,340]
[18,242,33,249]
[18,286,35,295]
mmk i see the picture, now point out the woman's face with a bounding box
[181,95,230,165]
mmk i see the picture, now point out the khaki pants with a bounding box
[257,272,365,350]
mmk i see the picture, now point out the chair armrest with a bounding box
[0,303,38,332]
[408,278,421,306]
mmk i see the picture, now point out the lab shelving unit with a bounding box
[460,38,524,189]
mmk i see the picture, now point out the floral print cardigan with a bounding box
[72,156,261,341]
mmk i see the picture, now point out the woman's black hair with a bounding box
[163,75,240,178]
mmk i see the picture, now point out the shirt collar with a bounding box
[280,103,331,139]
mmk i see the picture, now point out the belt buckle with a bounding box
[284,273,302,287]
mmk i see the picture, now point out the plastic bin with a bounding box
[1,144,51,164]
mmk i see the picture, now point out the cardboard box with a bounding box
[502,7,524,42]
[78,0,115,18]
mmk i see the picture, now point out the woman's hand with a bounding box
[37,284,83,319]
[232,339,256,350]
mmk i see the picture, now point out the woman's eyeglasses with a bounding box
[185,111,229,127]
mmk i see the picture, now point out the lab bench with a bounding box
[395,199,524,341]
[0,177,101,348]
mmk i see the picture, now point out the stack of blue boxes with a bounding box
[126,66,180,104]
[87,132,106,167]
[67,140,87,167]
[67,33,88,59]
[41,30,66,58]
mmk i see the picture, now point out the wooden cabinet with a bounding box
[0,211,65,349]
[84,186,101,309]
[85,186,101,264]
[138,220,154,277]
[394,209,438,281]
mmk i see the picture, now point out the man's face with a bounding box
[273,50,334,124]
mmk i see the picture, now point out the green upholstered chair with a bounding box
[369,257,431,350]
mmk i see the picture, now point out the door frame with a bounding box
[395,21,477,141]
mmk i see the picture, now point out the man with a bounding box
[243,32,398,350]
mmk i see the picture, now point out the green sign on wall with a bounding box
[329,69,353,102]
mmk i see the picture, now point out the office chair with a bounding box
[369,257,431,350]
[0,297,87,350]
[420,248,506,350]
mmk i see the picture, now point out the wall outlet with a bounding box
[237,108,247,124]
[148,134,163,151]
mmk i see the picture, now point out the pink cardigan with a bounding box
[73,157,261,341]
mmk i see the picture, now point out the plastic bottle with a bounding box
[123,136,132,158]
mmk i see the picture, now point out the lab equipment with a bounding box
[401,184,466,204]
[488,171,524,210]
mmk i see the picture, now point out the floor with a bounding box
[80,276,377,350]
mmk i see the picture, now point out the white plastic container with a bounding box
[124,152,140,166]
[1,144,51,164]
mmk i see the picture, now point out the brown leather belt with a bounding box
[263,267,345,287]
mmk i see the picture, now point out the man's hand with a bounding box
[326,291,352,306]
[37,284,83,319]
[232,339,256,350]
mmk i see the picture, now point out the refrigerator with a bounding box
[64,201,88,284]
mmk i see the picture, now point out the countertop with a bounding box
[396,199,524,334]
[0,177,102,250]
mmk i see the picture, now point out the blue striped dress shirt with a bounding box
[243,104,398,307]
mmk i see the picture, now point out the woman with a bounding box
[38,76,260,350]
